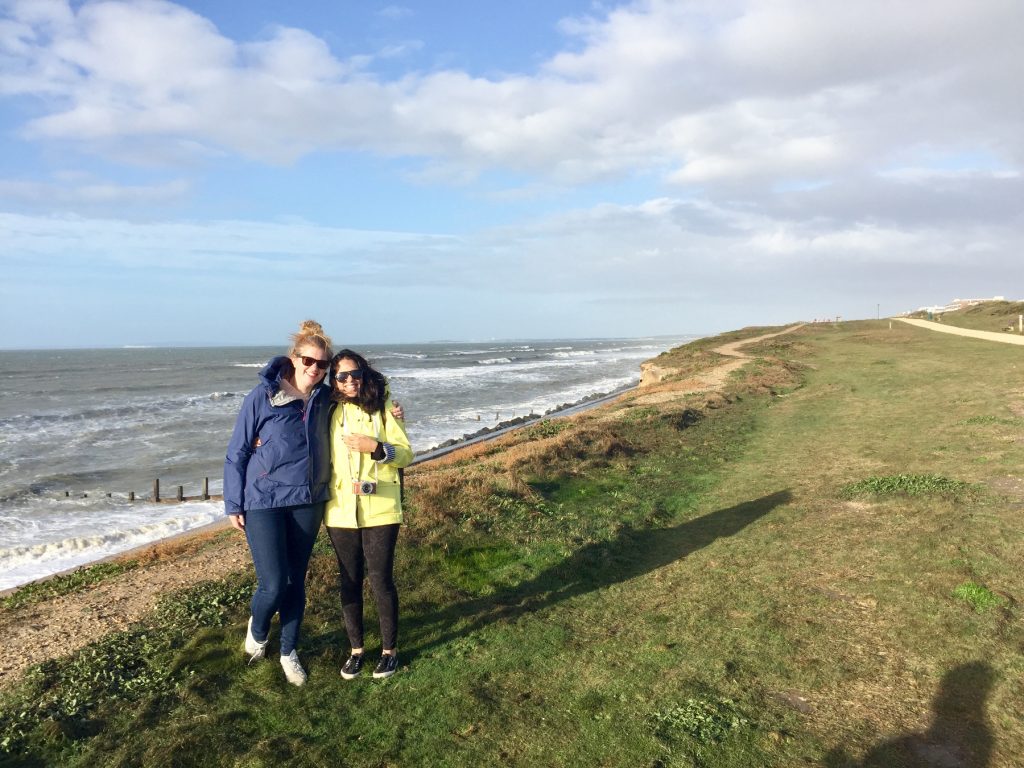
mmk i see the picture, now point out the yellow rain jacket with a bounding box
[324,399,413,528]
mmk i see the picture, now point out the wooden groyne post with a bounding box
[59,477,221,504]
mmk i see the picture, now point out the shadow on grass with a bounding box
[824,661,995,768]
[406,489,791,658]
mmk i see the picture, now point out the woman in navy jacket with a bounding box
[224,320,334,686]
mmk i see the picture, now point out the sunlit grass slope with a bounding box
[2,320,1022,767]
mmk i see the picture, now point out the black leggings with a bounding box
[326,524,400,651]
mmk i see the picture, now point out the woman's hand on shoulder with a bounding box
[343,433,379,453]
[391,400,405,420]
[229,513,245,531]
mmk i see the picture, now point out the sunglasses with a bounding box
[334,369,364,383]
[298,356,330,370]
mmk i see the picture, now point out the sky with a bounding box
[1,0,1021,348]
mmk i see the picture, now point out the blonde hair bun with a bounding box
[291,319,332,355]
[299,320,325,336]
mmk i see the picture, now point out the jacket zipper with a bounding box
[303,388,315,495]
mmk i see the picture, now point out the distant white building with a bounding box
[900,296,1013,317]
[949,296,1005,308]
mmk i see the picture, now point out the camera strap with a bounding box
[340,404,380,487]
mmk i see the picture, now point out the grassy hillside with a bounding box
[910,300,1024,333]
[2,321,1022,767]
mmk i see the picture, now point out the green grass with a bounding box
[521,419,571,439]
[653,698,751,743]
[961,415,1021,427]
[952,582,1006,613]
[840,473,974,499]
[3,320,1024,766]
[3,381,791,766]
[0,575,254,757]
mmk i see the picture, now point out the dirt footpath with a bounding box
[897,318,1024,346]
[635,324,805,405]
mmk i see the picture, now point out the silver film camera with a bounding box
[352,481,377,495]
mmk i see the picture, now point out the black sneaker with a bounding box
[340,653,365,680]
[373,653,398,679]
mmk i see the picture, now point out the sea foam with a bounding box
[0,336,697,591]
[0,501,223,591]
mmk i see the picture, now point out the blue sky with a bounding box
[1,0,1021,348]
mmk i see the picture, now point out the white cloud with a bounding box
[378,6,413,21]
[4,180,1021,346]
[1,0,1021,341]
[2,0,1019,182]
[241,27,346,85]
[0,210,439,269]
[8,177,1018,294]
[0,176,189,204]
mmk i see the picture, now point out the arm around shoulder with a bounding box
[382,398,414,468]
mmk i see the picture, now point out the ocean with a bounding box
[0,336,694,590]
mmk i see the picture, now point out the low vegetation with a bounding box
[911,299,1024,333]
[840,473,975,499]
[952,582,1006,613]
[1,575,253,754]
[2,319,1022,766]
[1,561,139,611]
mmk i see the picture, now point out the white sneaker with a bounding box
[244,617,268,664]
[280,650,307,686]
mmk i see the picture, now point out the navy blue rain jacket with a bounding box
[223,356,332,514]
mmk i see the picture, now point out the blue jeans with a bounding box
[243,503,324,655]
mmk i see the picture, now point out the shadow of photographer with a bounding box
[825,661,996,768]
[405,489,792,658]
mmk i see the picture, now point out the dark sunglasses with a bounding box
[299,356,330,370]
[334,369,364,382]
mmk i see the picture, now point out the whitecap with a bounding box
[0,501,224,591]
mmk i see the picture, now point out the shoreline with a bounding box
[1,383,635,598]
[0,327,794,692]
[411,383,634,463]
[0,517,233,599]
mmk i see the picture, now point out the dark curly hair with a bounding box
[330,349,388,414]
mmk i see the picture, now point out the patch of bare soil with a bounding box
[0,523,249,689]
[985,476,1024,504]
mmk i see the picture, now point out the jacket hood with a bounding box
[258,356,293,393]
[259,355,329,400]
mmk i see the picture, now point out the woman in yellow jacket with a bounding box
[325,349,413,680]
